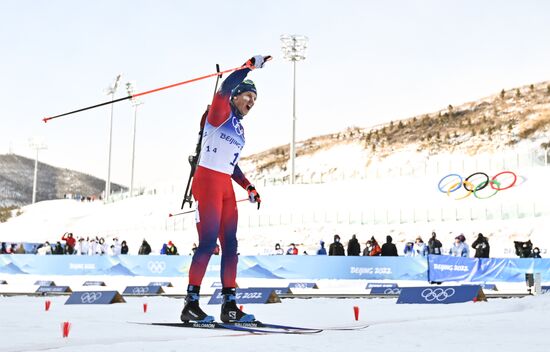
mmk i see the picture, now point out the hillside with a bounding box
[241,81,550,181]
[0,154,126,207]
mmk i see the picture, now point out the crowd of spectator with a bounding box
[263,231,543,259]
[0,232,544,258]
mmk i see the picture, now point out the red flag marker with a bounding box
[239,305,244,311]
[353,306,359,321]
[45,300,51,311]
[62,322,71,338]
[143,303,148,313]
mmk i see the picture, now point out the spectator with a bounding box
[428,232,443,255]
[286,243,298,255]
[316,241,327,255]
[166,241,178,255]
[75,238,84,255]
[88,238,98,255]
[121,240,129,255]
[449,234,470,257]
[273,243,284,255]
[403,241,415,256]
[112,238,122,255]
[191,243,198,255]
[514,240,533,258]
[81,237,90,255]
[413,237,428,257]
[53,242,64,255]
[531,247,542,258]
[160,243,168,255]
[329,235,345,256]
[364,237,382,256]
[381,236,398,256]
[471,233,490,258]
[37,242,52,255]
[347,234,361,256]
[1,242,7,254]
[138,239,152,255]
[61,232,76,255]
[15,243,26,254]
[213,244,220,255]
[98,238,107,255]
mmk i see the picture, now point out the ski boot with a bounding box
[220,287,256,323]
[180,285,214,323]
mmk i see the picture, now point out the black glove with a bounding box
[246,184,261,209]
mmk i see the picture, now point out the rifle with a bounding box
[181,64,222,209]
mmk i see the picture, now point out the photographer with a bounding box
[514,240,533,258]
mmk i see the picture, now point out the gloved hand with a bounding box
[246,55,271,69]
[246,184,261,209]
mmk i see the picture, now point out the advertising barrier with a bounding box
[36,286,72,293]
[207,288,281,305]
[65,291,126,305]
[369,287,402,295]
[0,255,428,280]
[122,285,164,296]
[397,285,486,304]
[1,255,548,282]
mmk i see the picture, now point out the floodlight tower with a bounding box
[125,82,144,197]
[28,138,47,204]
[105,74,122,201]
[280,34,308,184]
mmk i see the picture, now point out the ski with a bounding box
[130,321,322,334]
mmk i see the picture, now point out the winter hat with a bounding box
[386,235,393,243]
[334,234,340,241]
[168,241,173,246]
[231,79,257,99]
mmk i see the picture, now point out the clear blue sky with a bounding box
[1,0,549,187]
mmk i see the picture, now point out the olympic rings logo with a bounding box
[438,171,517,200]
[132,286,150,295]
[80,292,103,304]
[147,261,166,274]
[383,288,401,295]
[232,116,244,136]
[421,288,455,302]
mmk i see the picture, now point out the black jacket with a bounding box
[472,237,490,258]
[347,238,361,256]
[381,242,398,256]
[329,242,345,256]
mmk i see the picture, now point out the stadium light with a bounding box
[280,34,308,184]
[105,74,122,201]
[125,82,144,197]
[28,138,47,204]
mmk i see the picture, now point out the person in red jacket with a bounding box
[61,232,76,254]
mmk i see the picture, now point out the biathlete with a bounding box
[181,55,269,323]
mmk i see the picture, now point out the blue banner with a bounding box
[2,254,546,283]
[0,255,428,280]
[397,285,482,304]
[208,288,280,304]
[428,255,550,282]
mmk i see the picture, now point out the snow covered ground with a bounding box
[1,290,549,352]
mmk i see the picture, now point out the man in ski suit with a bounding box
[181,55,269,324]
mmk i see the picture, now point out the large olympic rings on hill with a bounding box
[438,171,517,200]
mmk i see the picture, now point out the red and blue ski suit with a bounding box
[188,67,253,288]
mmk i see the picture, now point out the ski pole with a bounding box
[42,63,251,123]
[181,64,223,209]
[169,198,249,217]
